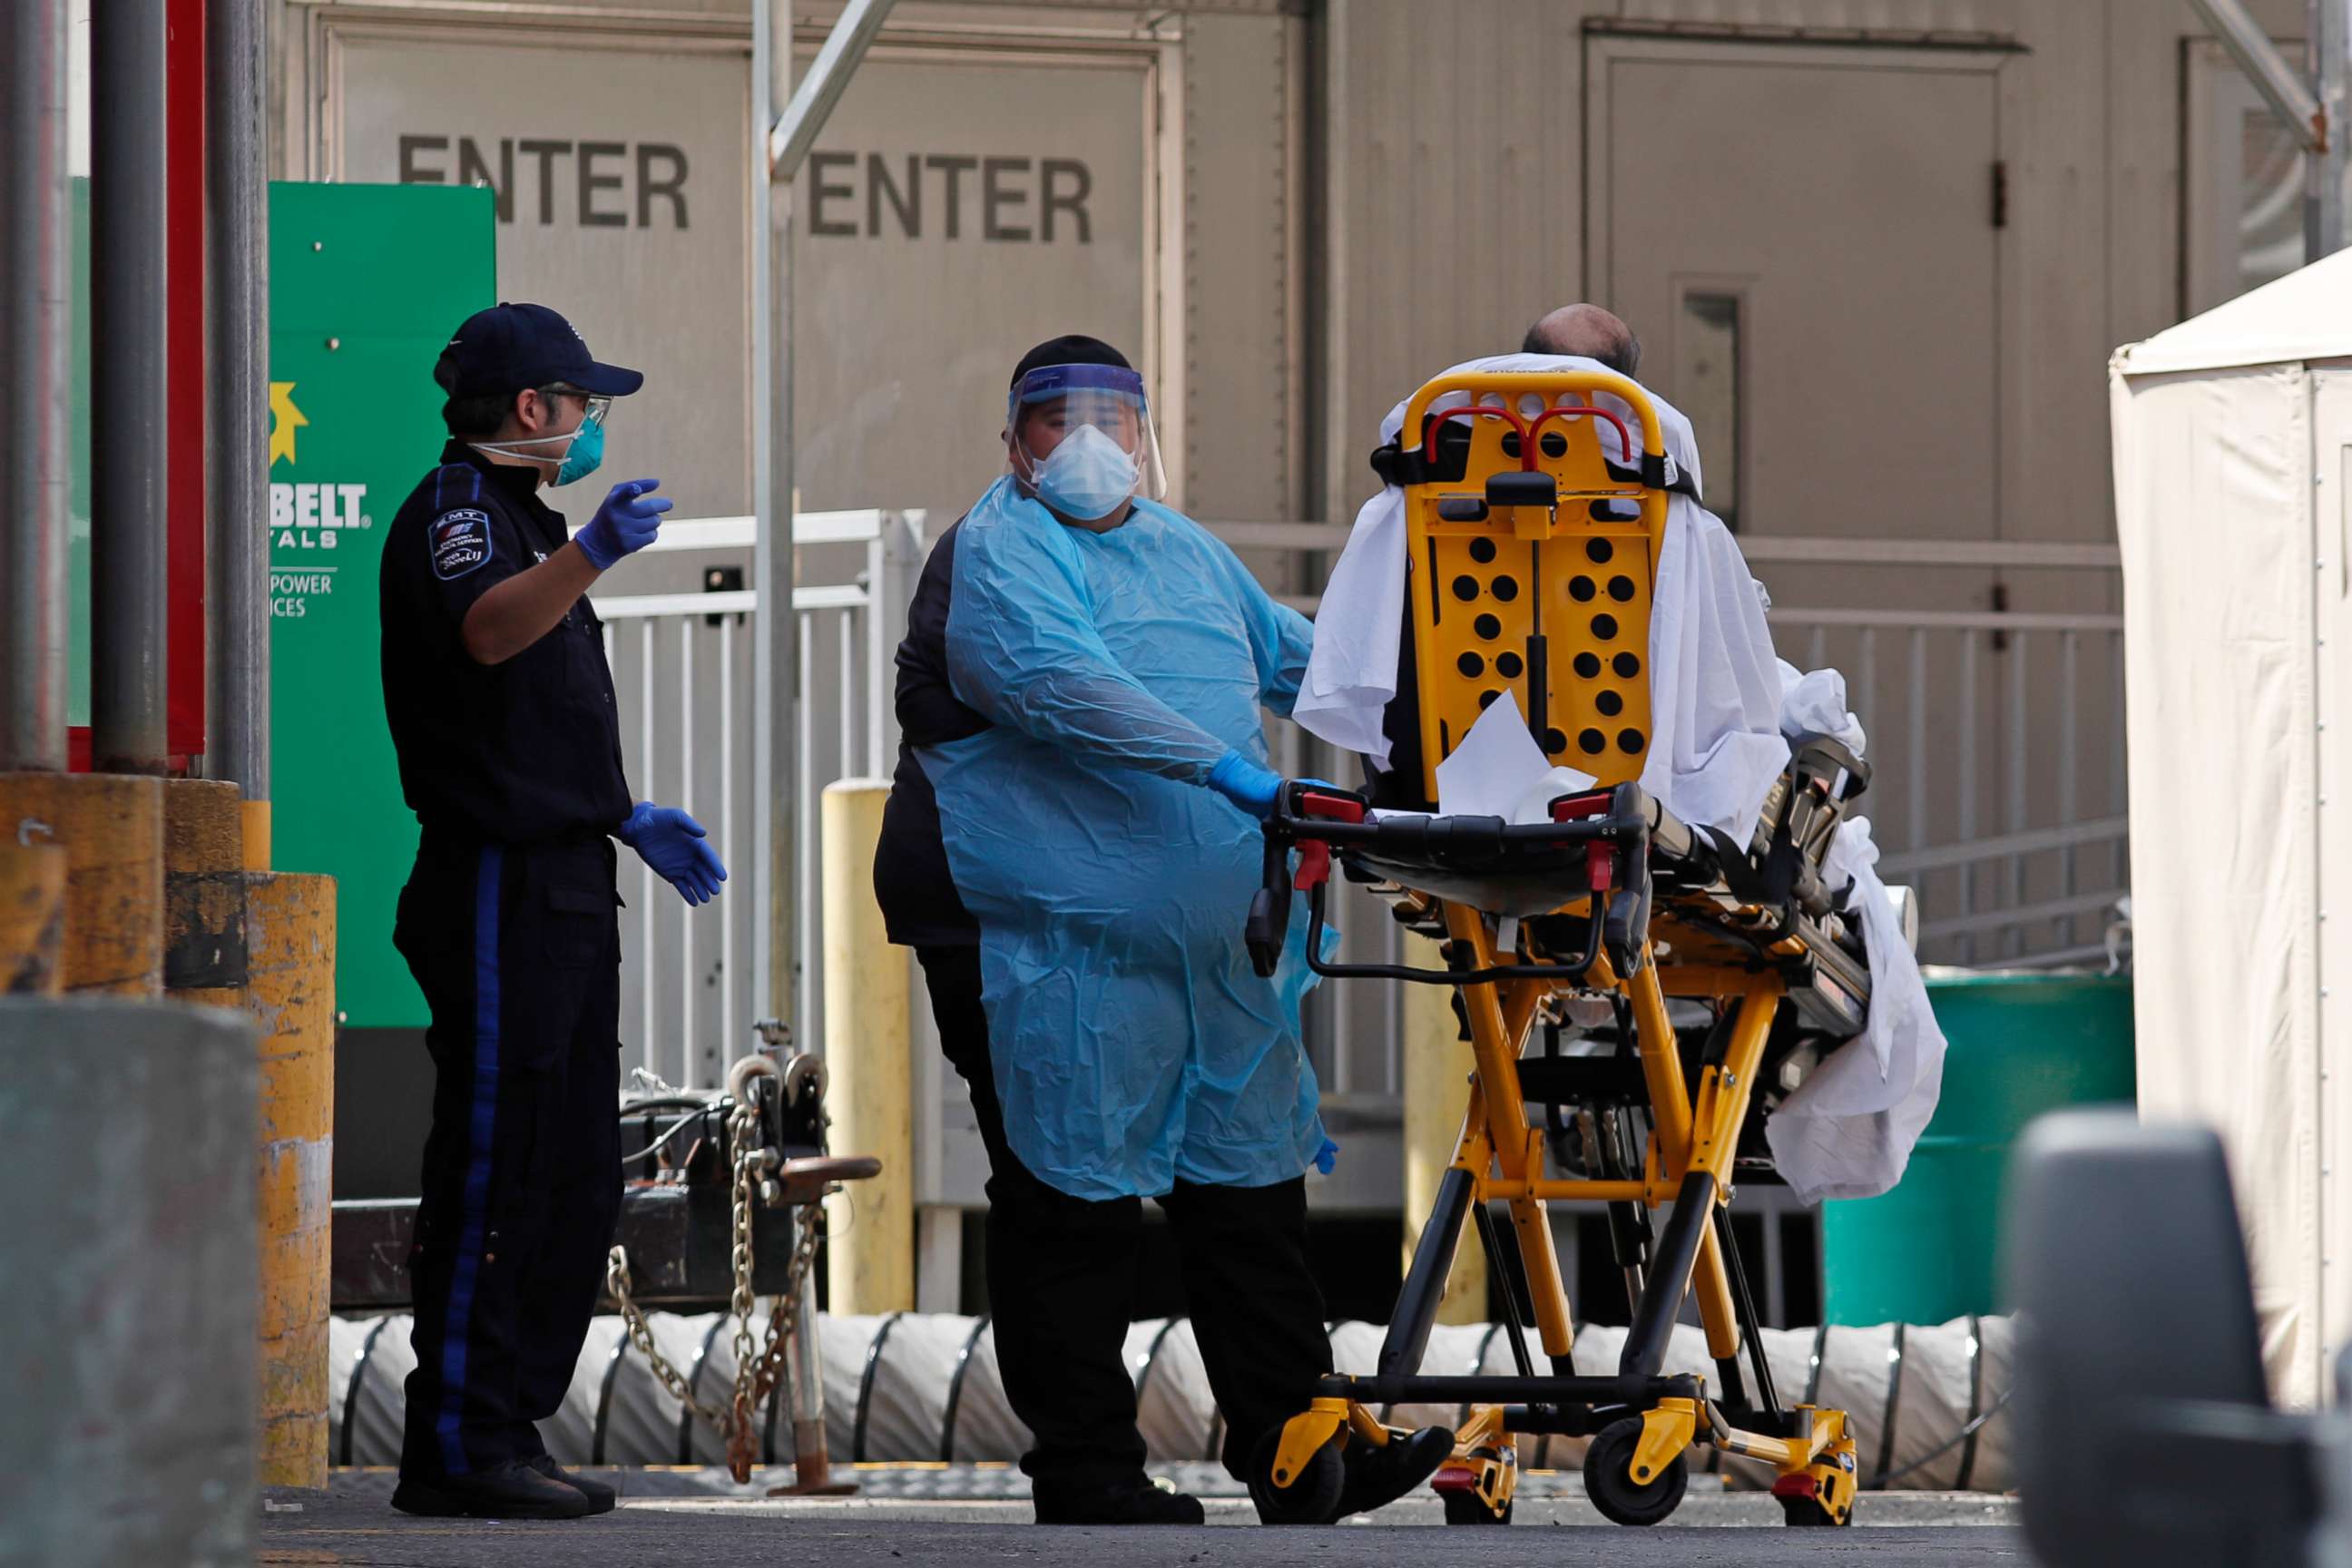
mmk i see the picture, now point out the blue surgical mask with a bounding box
[1028,424,1139,520]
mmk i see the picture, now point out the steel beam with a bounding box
[91,2,172,774]
[206,0,270,815]
[1,0,73,773]
[751,0,798,1034]
[752,0,897,1037]
[2190,0,2326,151]
[769,0,900,181]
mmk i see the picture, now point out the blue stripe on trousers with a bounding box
[435,845,505,1474]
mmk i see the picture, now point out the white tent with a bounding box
[2111,247,2352,1406]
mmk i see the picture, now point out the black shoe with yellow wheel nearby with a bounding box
[1580,1417,1688,1527]
[1332,1425,1455,1521]
[1034,1476,1208,1526]
[1248,1429,1345,1524]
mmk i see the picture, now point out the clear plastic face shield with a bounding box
[1005,363,1166,520]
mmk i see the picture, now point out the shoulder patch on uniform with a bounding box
[429,508,492,581]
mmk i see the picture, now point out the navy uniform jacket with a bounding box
[873,520,985,947]
[378,441,632,846]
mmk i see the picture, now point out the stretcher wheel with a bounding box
[1441,1492,1512,1525]
[1581,1418,1687,1527]
[1248,1430,1343,1524]
[1778,1494,1853,1523]
[1779,1494,1852,1527]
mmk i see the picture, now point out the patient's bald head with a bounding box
[1522,305,1641,378]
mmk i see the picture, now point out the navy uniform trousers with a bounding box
[915,944,1334,1493]
[395,832,623,1478]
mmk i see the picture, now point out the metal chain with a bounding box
[604,1085,826,1482]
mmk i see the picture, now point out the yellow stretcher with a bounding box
[1241,372,1871,1528]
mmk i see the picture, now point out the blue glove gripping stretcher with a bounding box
[925,477,1327,1201]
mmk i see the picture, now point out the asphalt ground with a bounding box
[259,1470,2026,1568]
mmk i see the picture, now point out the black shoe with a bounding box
[1330,1426,1455,1521]
[1034,1477,1207,1525]
[391,1460,595,1520]
[526,1455,617,1514]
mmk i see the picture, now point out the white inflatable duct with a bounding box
[330,1311,2011,1492]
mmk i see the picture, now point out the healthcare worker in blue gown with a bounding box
[873,336,1451,1525]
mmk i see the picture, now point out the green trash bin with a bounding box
[1820,972,2134,1326]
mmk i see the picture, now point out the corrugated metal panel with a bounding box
[1183,11,1301,524]
[1324,0,1594,517]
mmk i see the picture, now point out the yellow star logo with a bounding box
[270,381,309,467]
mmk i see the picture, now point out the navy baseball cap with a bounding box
[434,302,644,401]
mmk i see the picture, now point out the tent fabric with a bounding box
[2111,347,2328,1403]
[2113,246,2352,377]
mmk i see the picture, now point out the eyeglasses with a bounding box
[539,383,612,429]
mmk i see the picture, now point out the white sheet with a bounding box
[1765,814,1949,1200]
[1433,691,1596,824]
[1295,353,1789,845]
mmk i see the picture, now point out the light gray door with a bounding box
[1587,39,2006,544]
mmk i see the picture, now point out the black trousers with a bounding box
[916,945,1334,1492]
[396,836,623,1479]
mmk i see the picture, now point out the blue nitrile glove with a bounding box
[618,801,727,905]
[574,478,672,570]
[1314,1137,1340,1175]
[1207,750,1284,818]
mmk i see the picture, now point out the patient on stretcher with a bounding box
[1289,351,1946,1204]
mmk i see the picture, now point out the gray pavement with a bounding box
[260,1470,2026,1567]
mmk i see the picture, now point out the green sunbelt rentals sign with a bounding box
[269,181,495,1028]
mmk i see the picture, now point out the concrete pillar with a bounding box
[247,871,336,1489]
[0,771,164,995]
[1401,936,1490,1324]
[820,779,912,1315]
[0,997,259,1566]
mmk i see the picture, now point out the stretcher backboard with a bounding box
[1398,372,1671,804]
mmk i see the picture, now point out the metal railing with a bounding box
[593,516,2129,1126]
[592,509,924,1091]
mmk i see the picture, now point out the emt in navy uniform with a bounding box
[378,302,728,1521]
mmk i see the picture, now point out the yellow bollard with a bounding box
[0,838,66,995]
[164,779,248,1010]
[0,771,163,995]
[819,779,913,1315]
[1401,934,1490,1324]
[241,798,271,874]
[247,870,337,1489]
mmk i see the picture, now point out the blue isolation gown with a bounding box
[919,478,1328,1201]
